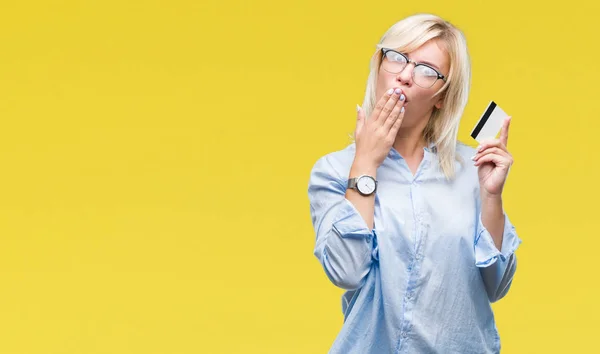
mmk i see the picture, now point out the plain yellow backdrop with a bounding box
[0,0,598,353]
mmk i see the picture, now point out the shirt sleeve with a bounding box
[307,155,376,290]
[474,211,522,302]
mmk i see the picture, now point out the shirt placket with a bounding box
[396,158,429,353]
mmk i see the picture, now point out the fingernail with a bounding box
[387,88,394,95]
[356,104,361,112]
[394,88,401,95]
[400,94,405,101]
[477,145,482,151]
[401,107,405,113]
[470,155,476,160]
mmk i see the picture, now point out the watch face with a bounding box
[357,176,376,195]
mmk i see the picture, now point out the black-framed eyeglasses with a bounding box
[380,48,447,89]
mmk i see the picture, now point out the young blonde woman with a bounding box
[307,13,522,354]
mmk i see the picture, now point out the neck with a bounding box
[393,119,429,159]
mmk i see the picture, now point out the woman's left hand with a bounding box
[472,117,513,196]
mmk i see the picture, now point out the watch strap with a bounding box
[347,177,359,190]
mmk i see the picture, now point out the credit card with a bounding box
[470,101,509,143]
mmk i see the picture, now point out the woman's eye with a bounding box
[389,53,406,62]
[417,66,437,76]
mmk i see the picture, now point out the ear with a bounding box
[434,96,444,109]
[434,90,447,109]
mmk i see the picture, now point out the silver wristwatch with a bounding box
[348,175,377,196]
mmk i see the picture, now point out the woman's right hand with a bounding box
[354,87,406,171]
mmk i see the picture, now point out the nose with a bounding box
[396,63,414,86]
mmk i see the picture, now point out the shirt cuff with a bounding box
[331,198,375,241]
[475,213,522,267]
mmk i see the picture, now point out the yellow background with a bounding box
[0,0,598,353]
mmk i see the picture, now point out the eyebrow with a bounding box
[386,49,443,72]
[413,59,441,71]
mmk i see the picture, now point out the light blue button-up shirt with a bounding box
[307,142,522,354]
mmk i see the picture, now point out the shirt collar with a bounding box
[388,141,437,159]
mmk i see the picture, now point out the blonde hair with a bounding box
[360,13,471,180]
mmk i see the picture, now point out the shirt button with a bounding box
[401,331,408,339]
